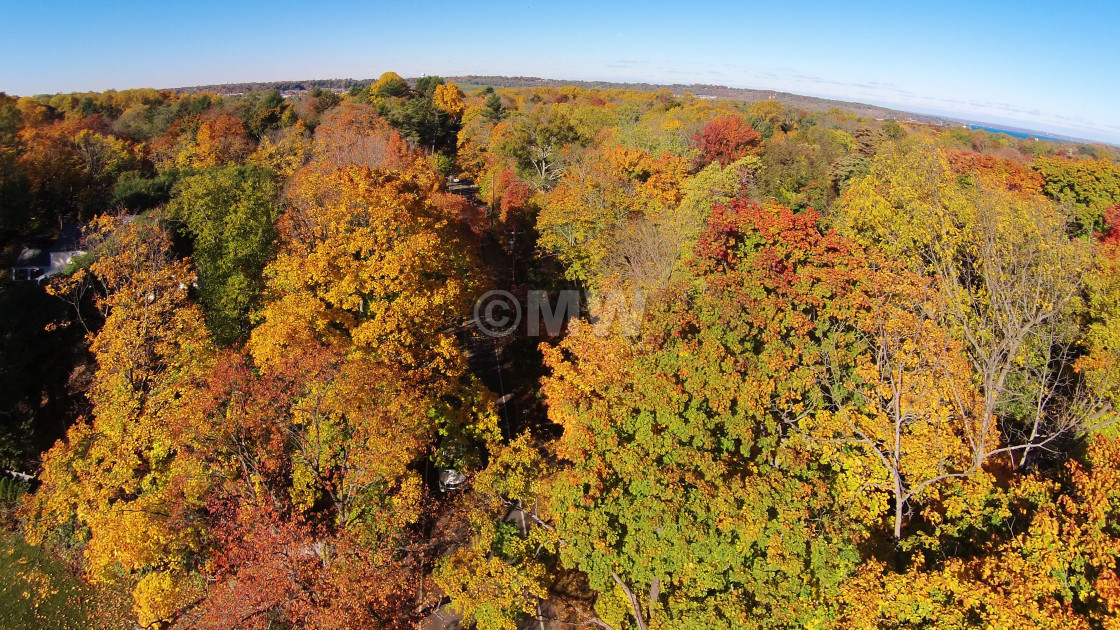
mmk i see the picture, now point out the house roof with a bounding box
[11,217,87,277]
[13,247,50,269]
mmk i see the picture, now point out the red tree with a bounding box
[1102,205,1120,251]
[691,115,762,168]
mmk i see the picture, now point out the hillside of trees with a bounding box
[169,75,959,128]
[172,78,370,96]
[0,72,1119,629]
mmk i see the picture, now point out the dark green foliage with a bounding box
[110,169,179,211]
[259,90,283,111]
[882,119,906,140]
[759,125,854,212]
[484,93,504,122]
[414,75,445,98]
[111,103,177,141]
[236,90,290,137]
[173,94,212,118]
[76,97,102,117]
[384,96,458,152]
[310,89,342,114]
[168,164,280,346]
[0,172,31,244]
[0,117,31,243]
[747,117,775,140]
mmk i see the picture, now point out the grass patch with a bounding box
[0,531,131,630]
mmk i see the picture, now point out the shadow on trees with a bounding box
[0,280,91,471]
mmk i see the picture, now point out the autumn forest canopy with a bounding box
[0,73,1119,629]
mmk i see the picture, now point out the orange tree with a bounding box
[248,159,501,524]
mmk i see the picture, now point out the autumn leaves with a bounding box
[28,124,499,626]
[7,79,1120,629]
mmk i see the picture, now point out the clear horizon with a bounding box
[2,0,1117,144]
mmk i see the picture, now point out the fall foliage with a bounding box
[1,78,1118,629]
[690,114,762,168]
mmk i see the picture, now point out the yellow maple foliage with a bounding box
[434,81,467,118]
[27,216,215,625]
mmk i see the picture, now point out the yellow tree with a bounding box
[368,71,410,100]
[536,144,686,283]
[747,99,784,130]
[248,163,500,520]
[433,81,467,119]
[72,129,137,183]
[456,104,498,181]
[838,432,1120,628]
[1079,207,1120,419]
[27,216,215,626]
[249,164,473,375]
[249,120,313,177]
[834,141,1095,470]
[809,267,986,541]
[433,434,552,630]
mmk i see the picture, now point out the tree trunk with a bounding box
[611,573,649,630]
[893,495,903,541]
[893,482,905,572]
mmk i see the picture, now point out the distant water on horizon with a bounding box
[968,124,1069,143]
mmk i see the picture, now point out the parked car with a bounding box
[438,468,468,492]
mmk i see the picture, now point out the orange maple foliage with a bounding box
[946,149,1045,197]
[310,103,412,171]
[178,114,252,168]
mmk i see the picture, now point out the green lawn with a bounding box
[0,531,131,630]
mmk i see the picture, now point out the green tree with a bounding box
[541,201,872,629]
[484,92,504,122]
[1034,156,1120,235]
[414,75,444,98]
[168,164,281,346]
[386,95,457,152]
[310,88,342,114]
[494,107,583,190]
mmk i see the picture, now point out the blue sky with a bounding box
[2,1,1118,143]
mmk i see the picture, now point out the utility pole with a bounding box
[507,229,522,283]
